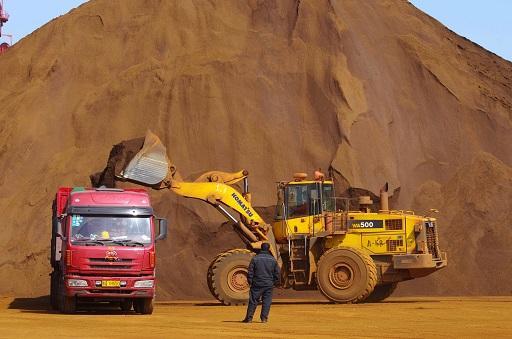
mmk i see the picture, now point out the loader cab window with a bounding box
[285,183,335,219]
[286,184,310,218]
[274,187,285,220]
[322,184,335,212]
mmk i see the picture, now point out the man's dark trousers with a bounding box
[245,285,273,321]
[244,247,280,322]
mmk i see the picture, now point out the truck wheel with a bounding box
[316,247,377,303]
[60,296,76,314]
[207,249,254,305]
[364,283,398,303]
[134,298,153,314]
[50,272,59,310]
[120,299,133,312]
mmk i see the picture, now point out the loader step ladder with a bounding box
[289,236,309,286]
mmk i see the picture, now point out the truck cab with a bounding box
[50,187,167,314]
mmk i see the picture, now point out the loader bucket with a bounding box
[120,130,169,185]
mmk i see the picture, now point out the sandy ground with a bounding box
[1,297,511,338]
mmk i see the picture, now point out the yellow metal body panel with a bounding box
[274,210,433,256]
[171,181,265,224]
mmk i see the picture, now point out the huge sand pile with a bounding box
[0,0,510,298]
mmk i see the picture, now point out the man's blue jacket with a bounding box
[247,250,280,288]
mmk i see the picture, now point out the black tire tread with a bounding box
[208,249,253,306]
[317,246,377,304]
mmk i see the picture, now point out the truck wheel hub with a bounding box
[329,263,353,289]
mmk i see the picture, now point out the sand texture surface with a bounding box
[0,0,510,299]
[2,297,512,338]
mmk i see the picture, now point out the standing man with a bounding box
[243,242,280,323]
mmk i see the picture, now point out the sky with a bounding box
[411,0,512,61]
[0,1,510,61]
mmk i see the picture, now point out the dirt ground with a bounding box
[1,297,511,338]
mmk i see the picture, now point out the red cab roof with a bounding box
[59,187,151,208]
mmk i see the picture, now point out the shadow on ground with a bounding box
[9,296,51,312]
[8,296,137,315]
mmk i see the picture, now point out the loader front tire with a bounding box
[317,247,377,303]
[364,282,398,303]
[207,249,254,305]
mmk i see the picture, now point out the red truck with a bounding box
[50,187,167,314]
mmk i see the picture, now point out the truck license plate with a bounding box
[101,280,120,288]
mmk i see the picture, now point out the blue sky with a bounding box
[411,0,511,61]
[0,0,510,61]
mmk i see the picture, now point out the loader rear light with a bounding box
[149,251,155,268]
[66,250,73,266]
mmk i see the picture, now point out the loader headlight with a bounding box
[68,279,88,287]
[134,280,154,288]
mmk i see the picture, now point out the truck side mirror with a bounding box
[155,218,168,241]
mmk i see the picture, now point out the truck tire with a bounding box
[50,272,59,310]
[316,247,377,303]
[120,299,133,312]
[134,298,153,314]
[207,249,254,305]
[57,277,76,314]
[363,283,398,303]
[60,296,76,314]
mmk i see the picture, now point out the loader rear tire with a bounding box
[364,283,398,303]
[317,247,377,303]
[207,249,254,305]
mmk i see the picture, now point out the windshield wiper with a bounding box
[72,239,106,246]
[110,239,145,247]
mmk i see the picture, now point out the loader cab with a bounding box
[273,180,335,241]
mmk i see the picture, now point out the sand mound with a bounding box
[0,0,510,298]
[399,152,512,295]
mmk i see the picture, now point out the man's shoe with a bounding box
[261,318,268,323]
[242,318,252,323]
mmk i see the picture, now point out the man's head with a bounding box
[261,242,271,252]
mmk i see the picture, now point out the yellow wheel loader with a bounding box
[108,131,447,305]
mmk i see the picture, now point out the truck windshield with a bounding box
[70,215,152,245]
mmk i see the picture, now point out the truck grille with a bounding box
[88,258,134,270]
[89,265,133,269]
[385,219,403,230]
[89,258,133,263]
[426,222,441,259]
[387,239,403,251]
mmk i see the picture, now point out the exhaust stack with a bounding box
[380,182,389,213]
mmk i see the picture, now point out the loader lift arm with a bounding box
[113,130,277,256]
